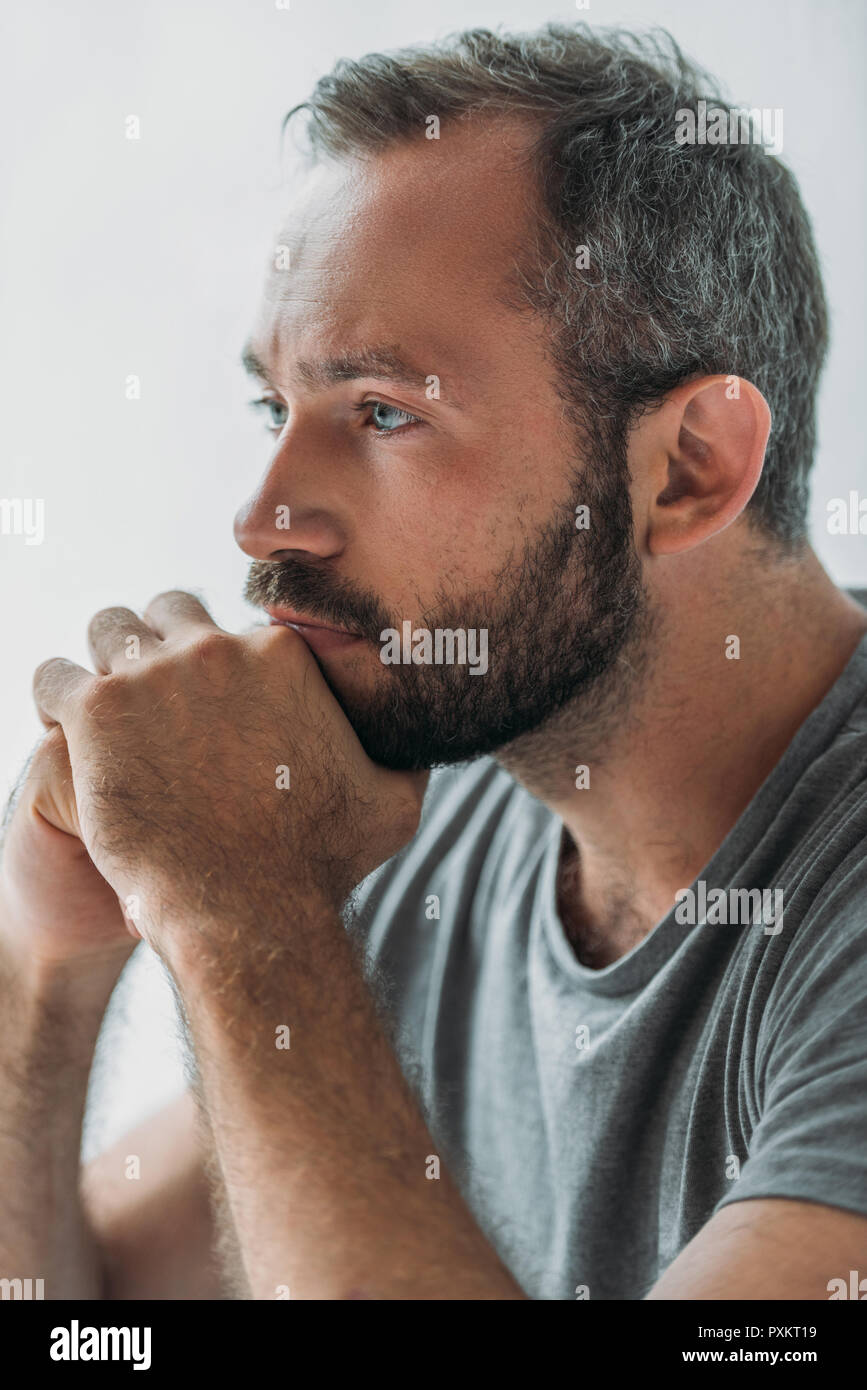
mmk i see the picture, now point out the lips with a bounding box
[265,606,363,652]
[265,605,358,637]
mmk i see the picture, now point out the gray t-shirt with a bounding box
[349,631,867,1300]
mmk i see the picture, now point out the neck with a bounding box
[496,543,867,966]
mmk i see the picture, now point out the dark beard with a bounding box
[243,441,648,771]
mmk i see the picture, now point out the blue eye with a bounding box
[366,401,420,433]
[249,395,421,438]
[250,397,288,432]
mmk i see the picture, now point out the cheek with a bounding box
[354,456,557,612]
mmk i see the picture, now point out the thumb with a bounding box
[29,727,83,840]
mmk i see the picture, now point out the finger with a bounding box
[143,589,219,640]
[26,725,82,838]
[33,657,95,727]
[87,606,162,674]
[2,726,70,831]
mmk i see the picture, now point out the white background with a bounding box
[1,0,865,1155]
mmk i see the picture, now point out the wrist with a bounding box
[161,895,349,1088]
[0,893,131,1031]
[159,884,339,987]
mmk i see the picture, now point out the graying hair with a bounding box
[286,23,829,546]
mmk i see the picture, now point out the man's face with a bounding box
[237,118,646,769]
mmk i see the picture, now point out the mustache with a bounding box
[243,558,392,641]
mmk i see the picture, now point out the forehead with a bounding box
[252,116,543,381]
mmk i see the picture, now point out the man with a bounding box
[1,23,866,1301]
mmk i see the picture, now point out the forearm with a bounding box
[172,903,526,1301]
[81,1091,231,1300]
[0,910,122,1299]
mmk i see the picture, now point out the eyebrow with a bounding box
[241,342,461,405]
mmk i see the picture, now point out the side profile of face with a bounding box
[236,117,647,770]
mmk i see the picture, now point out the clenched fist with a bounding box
[32,592,427,969]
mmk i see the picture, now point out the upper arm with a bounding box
[647,1197,867,1299]
[81,1089,227,1300]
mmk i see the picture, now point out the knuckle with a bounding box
[32,657,55,688]
[150,588,188,606]
[32,656,67,698]
[87,606,137,638]
[189,629,236,667]
[81,672,128,717]
[261,622,305,658]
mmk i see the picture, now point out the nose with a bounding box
[233,454,347,563]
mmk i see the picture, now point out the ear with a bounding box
[640,375,771,556]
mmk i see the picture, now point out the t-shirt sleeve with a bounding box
[714,849,867,1217]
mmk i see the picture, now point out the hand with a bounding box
[0,726,138,970]
[32,592,427,964]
